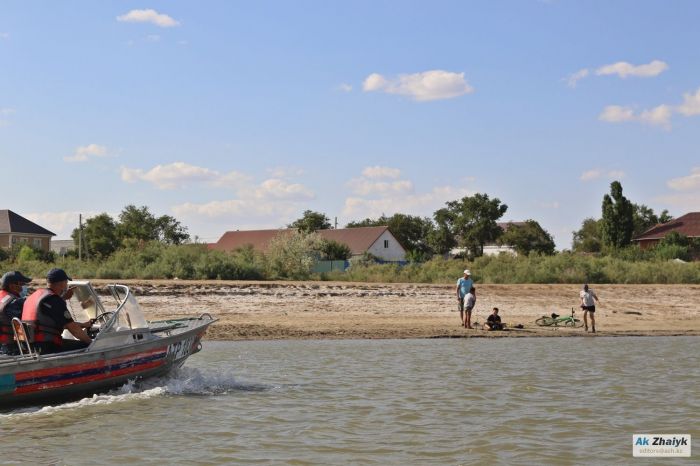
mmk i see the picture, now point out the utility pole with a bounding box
[78,214,83,261]
[334,217,338,229]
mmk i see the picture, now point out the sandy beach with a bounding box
[86,280,700,340]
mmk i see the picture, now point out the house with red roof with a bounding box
[210,226,407,261]
[633,212,700,250]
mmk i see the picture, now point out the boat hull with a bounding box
[0,321,211,409]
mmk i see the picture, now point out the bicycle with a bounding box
[535,308,584,328]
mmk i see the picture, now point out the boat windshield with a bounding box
[66,281,105,322]
[100,284,149,333]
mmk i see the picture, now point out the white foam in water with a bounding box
[1,366,257,418]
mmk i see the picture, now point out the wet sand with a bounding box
[88,280,700,340]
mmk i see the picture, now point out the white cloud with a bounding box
[341,168,473,220]
[362,166,401,179]
[347,178,414,196]
[598,105,671,129]
[580,169,625,182]
[64,144,108,162]
[596,60,668,78]
[598,105,635,123]
[0,107,13,127]
[342,185,473,219]
[607,170,626,179]
[267,166,305,178]
[677,87,700,116]
[567,68,589,88]
[638,104,672,129]
[254,179,315,201]
[362,70,474,101]
[667,167,700,191]
[120,162,229,189]
[580,170,602,181]
[336,83,353,92]
[25,211,100,239]
[117,9,180,27]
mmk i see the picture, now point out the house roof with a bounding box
[497,221,527,232]
[634,212,700,241]
[0,210,55,236]
[210,226,394,255]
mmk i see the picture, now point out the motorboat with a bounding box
[0,281,216,408]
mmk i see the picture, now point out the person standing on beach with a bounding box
[463,286,476,329]
[580,284,600,333]
[456,269,473,326]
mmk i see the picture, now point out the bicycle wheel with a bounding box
[565,318,584,328]
[535,317,555,326]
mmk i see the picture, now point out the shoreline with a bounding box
[87,280,700,341]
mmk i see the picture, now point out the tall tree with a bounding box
[71,213,119,257]
[499,220,556,255]
[429,208,458,255]
[601,181,634,249]
[288,210,332,232]
[572,218,603,253]
[441,194,508,257]
[117,205,190,245]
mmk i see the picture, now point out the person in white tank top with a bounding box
[579,284,600,333]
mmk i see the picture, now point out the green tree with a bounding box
[320,239,352,260]
[117,205,190,245]
[347,213,435,257]
[72,213,119,257]
[156,215,190,245]
[288,210,332,232]
[572,218,603,253]
[428,208,457,255]
[438,194,508,257]
[267,230,324,279]
[601,181,634,249]
[499,220,556,255]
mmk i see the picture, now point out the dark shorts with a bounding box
[581,305,595,313]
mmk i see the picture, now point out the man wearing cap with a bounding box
[0,271,33,355]
[22,268,94,354]
[456,269,474,328]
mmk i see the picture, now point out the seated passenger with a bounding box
[484,307,505,331]
[22,268,94,354]
[0,271,33,355]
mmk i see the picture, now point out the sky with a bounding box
[1,0,699,248]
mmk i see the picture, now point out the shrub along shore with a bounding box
[3,242,699,284]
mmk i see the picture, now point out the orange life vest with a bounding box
[0,290,14,344]
[21,289,63,345]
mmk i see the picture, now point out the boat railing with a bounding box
[11,318,38,359]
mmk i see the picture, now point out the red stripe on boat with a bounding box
[15,348,167,382]
[15,359,166,394]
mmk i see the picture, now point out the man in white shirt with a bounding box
[579,284,600,333]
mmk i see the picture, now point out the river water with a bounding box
[1,337,697,465]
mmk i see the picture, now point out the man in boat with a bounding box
[22,268,94,354]
[0,271,33,355]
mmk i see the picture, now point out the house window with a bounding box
[11,237,17,244]
[384,239,389,248]
[19,237,28,244]
[33,238,42,248]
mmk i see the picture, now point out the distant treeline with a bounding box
[4,240,699,284]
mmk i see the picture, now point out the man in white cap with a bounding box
[456,269,474,327]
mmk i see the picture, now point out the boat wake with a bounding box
[1,366,270,418]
